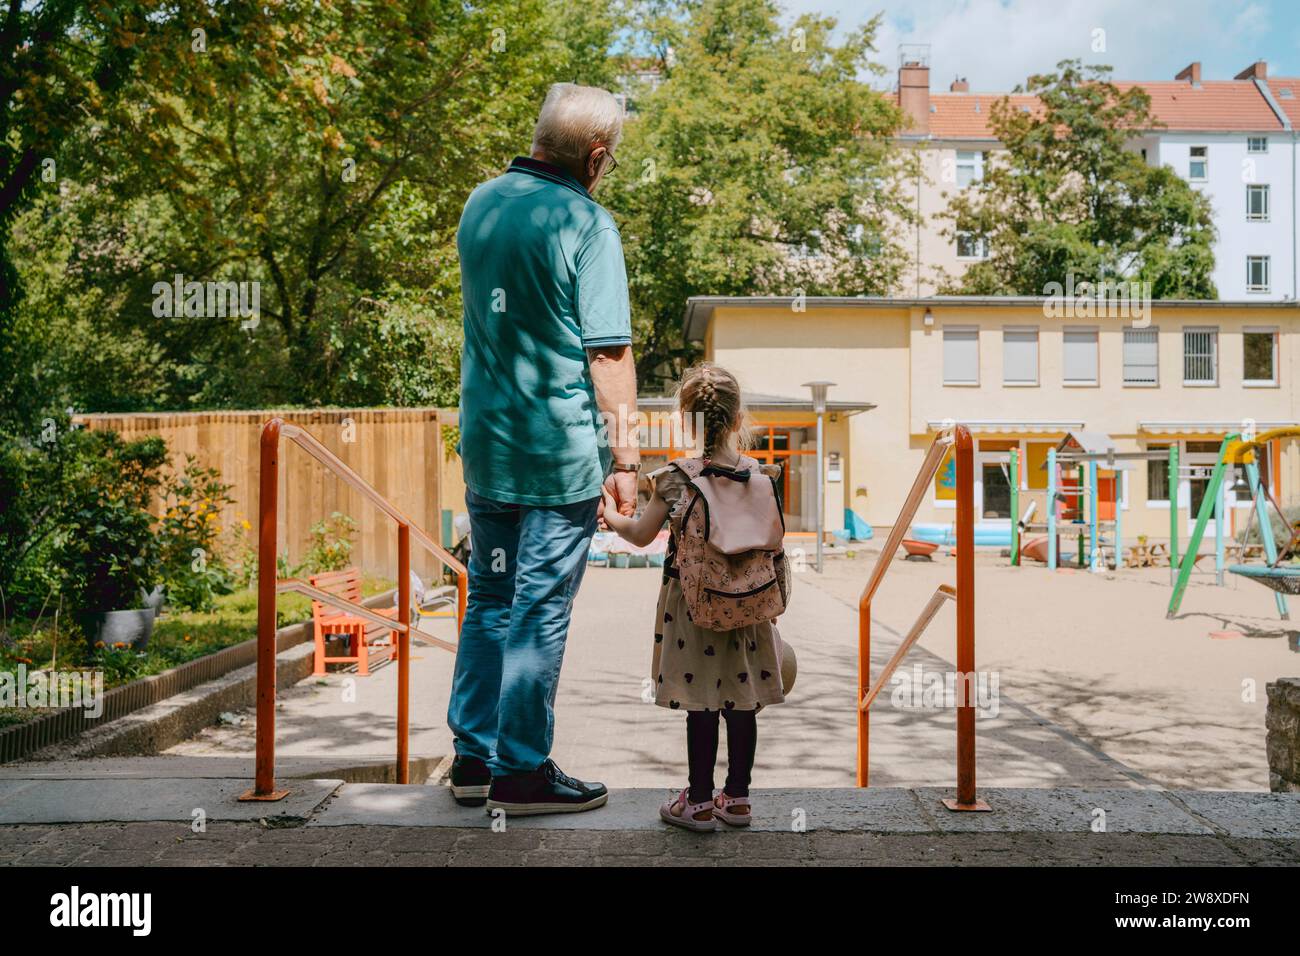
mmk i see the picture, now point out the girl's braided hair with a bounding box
[677,363,748,459]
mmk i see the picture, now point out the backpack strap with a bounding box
[669,457,707,480]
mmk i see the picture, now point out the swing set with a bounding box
[1167,427,1300,620]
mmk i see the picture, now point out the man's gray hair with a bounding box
[531,83,624,166]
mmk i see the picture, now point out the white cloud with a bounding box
[782,0,1284,91]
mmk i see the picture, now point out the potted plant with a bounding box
[55,432,168,650]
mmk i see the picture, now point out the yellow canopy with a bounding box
[1223,426,1300,464]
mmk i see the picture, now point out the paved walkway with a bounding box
[1,780,1296,866]
[148,562,1141,791]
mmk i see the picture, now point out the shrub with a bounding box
[157,456,236,612]
[298,512,357,574]
[17,423,169,615]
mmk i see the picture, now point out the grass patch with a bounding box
[0,576,393,719]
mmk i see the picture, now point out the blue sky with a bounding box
[781,0,1300,91]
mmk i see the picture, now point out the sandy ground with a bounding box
[818,548,1300,791]
[164,544,1298,793]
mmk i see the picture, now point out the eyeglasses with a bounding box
[597,147,618,175]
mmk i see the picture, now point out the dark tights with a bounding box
[686,709,757,804]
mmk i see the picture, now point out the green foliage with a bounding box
[298,512,358,575]
[939,60,1217,298]
[157,457,237,612]
[50,432,168,613]
[605,0,911,386]
[6,0,624,414]
[0,2,267,425]
[0,416,165,616]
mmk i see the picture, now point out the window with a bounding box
[1002,328,1038,385]
[1247,136,1268,153]
[1063,327,1099,385]
[955,232,989,259]
[1189,146,1208,181]
[1183,328,1218,384]
[1247,184,1270,221]
[1244,328,1277,385]
[1122,326,1159,385]
[1247,255,1271,293]
[956,150,984,188]
[1147,444,1171,502]
[943,328,979,384]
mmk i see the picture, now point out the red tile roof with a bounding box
[1266,78,1300,127]
[905,78,1296,140]
[1115,80,1286,132]
[917,94,1043,139]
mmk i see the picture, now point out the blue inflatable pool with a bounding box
[909,522,1011,548]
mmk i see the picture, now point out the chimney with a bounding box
[950,77,969,93]
[1235,61,1267,80]
[899,60,931,133]
[1175,61,1201,86]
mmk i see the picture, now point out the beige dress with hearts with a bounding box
[649,462,786,713]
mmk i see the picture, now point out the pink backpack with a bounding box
[667,456,790,631]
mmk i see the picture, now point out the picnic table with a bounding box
[1124,541,1168,568]
[1124,542,1264,568]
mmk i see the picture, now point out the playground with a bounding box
[105,425,1300,795]
[177,547,1293,792]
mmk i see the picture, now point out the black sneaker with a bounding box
[485,759,608,816]
[449,754,491,806]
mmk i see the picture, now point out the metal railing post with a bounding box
[243,417,470,801]
[242,419,289,801]
[857,600,870,787]
[456,574,467,636]
[943,426,988,811]
[856,425,987,810]
[397,524,411,784]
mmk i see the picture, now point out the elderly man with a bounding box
[447,83,640,815]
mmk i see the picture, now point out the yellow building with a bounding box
[681,296,1300,546]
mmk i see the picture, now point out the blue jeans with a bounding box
[447,489,599,775]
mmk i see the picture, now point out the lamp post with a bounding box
[803,381,835,574]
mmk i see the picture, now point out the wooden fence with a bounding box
[75,409,461,583]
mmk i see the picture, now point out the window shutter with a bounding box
[1063,329,1098,383]
[943,329,979,384]
[1003,329,1038,384]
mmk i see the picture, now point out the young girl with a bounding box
[601,363,786,832]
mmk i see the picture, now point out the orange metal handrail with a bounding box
[857,425,987,811]
[242,418,469,802]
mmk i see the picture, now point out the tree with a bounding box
[0,1,209,426]
[605,0,911,387]
[938,60,1217,298]
[7,0,626,413]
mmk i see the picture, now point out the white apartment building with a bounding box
[896,53,1300,303]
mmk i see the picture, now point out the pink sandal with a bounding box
[713,790,752,827]
[660,788,717,832]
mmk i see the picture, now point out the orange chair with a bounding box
[308,568,400,676]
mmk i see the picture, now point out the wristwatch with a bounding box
[611,461,642,473]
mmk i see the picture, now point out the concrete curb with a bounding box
[32,643,318,760]
[307,784,1300,837]
[0,777,342,825]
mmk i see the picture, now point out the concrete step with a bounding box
[1,776,1297,841]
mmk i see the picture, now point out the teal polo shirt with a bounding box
[457,157,632,506]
